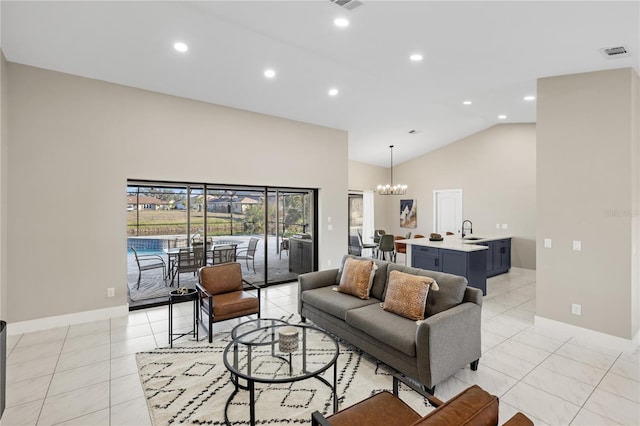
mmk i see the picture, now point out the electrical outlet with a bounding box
[107,288,115,298]
[571,303,582,315]
[573,240,582,251]
[501,224,508,229]
[544,238,552,248]
[327,224,333,231]
[328,259,332,266]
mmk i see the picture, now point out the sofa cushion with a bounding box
[382,270,438,321]
[387,264,467,317]
[302,287,379,320]
[410,385,498,426]
[339,255,389,300]
[337,257,378,299]
[345,303,418,357]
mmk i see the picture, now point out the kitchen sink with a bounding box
[462,237,483,241]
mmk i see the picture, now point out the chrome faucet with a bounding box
[461,220,473,238]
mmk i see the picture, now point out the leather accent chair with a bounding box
[196,263,260,343]
[312,375,533,426]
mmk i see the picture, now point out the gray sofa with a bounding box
[298,254,482,392]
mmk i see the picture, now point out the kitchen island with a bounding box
[400,235,511,295]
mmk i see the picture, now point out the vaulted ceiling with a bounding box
[2,1,638,166]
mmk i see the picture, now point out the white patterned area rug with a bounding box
[136,320,433,425]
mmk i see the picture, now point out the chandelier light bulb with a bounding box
[377,145,407,195]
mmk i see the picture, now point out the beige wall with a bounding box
[381,124,537,270]
[537,68,639,340]
[6,63,348,323]
[348,160,390,230]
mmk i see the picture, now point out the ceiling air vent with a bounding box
[600,46,630,58]
[329,0,363,11]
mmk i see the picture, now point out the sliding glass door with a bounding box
[127,180,317,309]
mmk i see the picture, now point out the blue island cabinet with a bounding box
[412,245,488,295]
[478,238,511,277]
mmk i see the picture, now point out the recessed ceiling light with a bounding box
[409,54,423,62]
[498,114,507,120]
[523,95,536,101]
[173,42,188,53]
[463,100,472,105]
[334,18,349,27]
[328,88,339,96]
[264,69,276,79]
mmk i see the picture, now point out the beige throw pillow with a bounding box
[382,270,439,320]
[337,258,378,300]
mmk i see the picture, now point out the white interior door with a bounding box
[433,189,462,236]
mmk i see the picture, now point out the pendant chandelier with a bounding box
[377,145,407,195]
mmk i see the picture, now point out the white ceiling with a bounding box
[1,1,639,166]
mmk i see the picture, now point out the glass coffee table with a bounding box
[223,319,339,426]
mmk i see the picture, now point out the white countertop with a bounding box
[399,235,511,252]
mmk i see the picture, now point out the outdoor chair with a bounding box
[378,234,396,261]
[236,237,259,273]
[130,246,167,289]
[197,263,261,343]
[172,247,205,286]
[211,244,237,265]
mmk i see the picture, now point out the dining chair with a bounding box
[348,234,362,256]
[373,229,386,244]
[394,236,407,264]
[130,247,167,289]
[378,234,396,262]
[357,231,377,258]
[236,237,259,273]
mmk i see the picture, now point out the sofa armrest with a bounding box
[463,286,483,307]
[415,302,482,388]
[298,269,339,314]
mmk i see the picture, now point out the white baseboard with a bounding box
[535,315,640,353]
[7,304,129,336]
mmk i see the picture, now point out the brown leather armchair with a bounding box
[312,375,532,426]
[196,263,261,343]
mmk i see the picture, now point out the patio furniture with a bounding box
[236,237,259,273]
[196,263,261,343]
[130,246,167,289]
[211,244,237,265]
[172,247,205,285]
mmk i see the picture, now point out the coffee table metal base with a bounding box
[223,322,338,426]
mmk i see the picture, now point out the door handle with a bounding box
[435,258,439,267]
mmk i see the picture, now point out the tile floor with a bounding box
[2,267,639,425]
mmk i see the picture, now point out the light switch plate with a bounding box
[573,240,582,251]
[544,238,552,248]
[501,224,508,229]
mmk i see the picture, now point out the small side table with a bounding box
[168,288,199,348]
